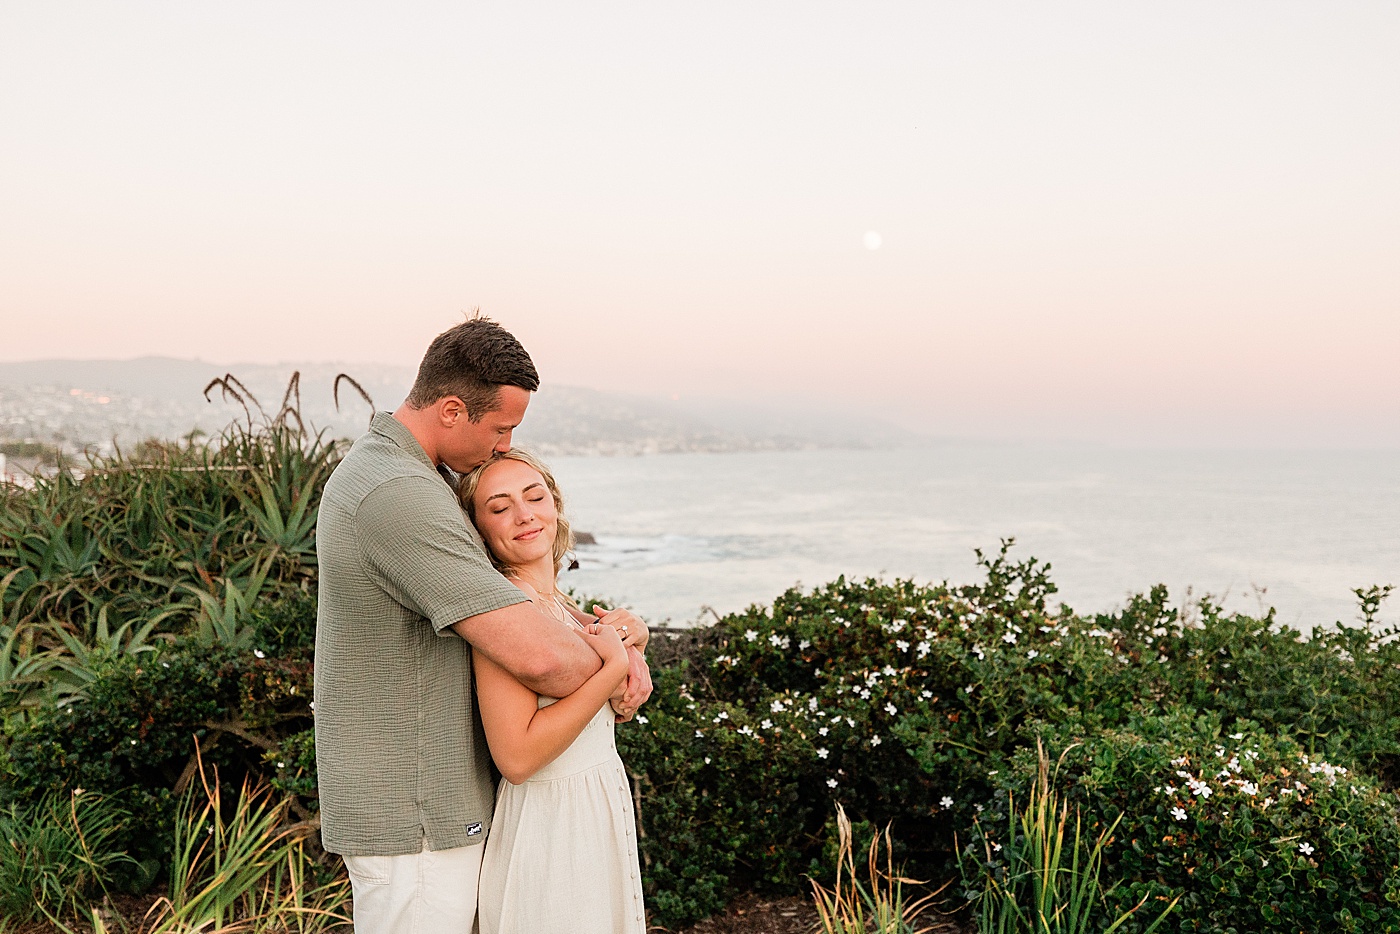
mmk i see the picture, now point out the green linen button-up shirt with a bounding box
[313,412,527,856]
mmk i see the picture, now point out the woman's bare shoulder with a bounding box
[505,575,542,602]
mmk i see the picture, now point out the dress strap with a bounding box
[554,595,587,632]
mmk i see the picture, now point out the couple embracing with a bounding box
[313,318,653,933]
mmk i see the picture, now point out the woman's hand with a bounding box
[581,620,628,669]
[589,605,649,651]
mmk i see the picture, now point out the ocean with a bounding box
[546,444,1400,632]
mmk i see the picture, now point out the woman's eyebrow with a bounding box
[483,482,544,503]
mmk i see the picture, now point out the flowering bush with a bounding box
[620,545,1400,929]
[971,711,1400,932]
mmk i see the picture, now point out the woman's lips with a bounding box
[514,527,543,542]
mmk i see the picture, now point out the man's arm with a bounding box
[452,602,600,699]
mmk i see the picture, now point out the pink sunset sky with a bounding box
[2,2,1397,446]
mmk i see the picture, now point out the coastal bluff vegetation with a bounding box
[1,400,1398,933]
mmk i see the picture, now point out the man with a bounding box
[314,316,652,933]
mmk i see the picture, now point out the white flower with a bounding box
[1164,785,1177,795]
[745,629,758,642]
[1261,857,1269,866]
[1299,842,1315,856]
[975,804,984,813]
[917,641,931,657]
[870,735,882,746]
[798,640,811,650]
[827,778,838,788]
[1001,632,1018,645]
[1171,807,1187,821]
[992,842,1002,852]
[885,703,897,716]
[921,689,933,699]
[819,727,829,736]
[1239,782,1258,796]
[738,725,754,736]
[817,748,830,759]
[769,633,791,649]
[704,757,711,765]
[761,719,773,729]
[940,796,954,808]
[695,730,704,738]
[253,649,266,659]
[882,665,896,676]
[771,699,786,713]
[635,714,648,724]
[1027,650,1039,660]
[965,684,975,694]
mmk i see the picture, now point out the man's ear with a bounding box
[438,396,466,426]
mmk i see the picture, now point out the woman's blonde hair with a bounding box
[458,448,575,576]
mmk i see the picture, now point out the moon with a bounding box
[863,231,882,251]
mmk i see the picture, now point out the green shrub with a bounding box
[622,546,1400,929]
[971,711,1400,933]
[4,639,315,870]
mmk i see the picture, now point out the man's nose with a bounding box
[494,431,513,453]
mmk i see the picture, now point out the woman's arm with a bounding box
[474,622,629,785]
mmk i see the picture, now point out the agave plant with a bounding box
[0,374,346,719]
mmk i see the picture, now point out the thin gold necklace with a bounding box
[508,574,566,623]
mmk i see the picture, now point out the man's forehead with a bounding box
[492,386,532,421]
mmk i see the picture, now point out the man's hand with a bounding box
[589,605,649,652]
[610,646,653,723]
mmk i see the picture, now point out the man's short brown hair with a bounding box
[404,316,539,420]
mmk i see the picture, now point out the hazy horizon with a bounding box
[3,2,1398,448]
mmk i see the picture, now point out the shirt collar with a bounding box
[369,411,437,474]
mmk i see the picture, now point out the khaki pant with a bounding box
[343,841,485,934]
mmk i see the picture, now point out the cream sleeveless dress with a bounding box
[477,619,646,934]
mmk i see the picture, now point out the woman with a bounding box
[459,449,647,934]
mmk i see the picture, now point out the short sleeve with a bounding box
[355,476,527,632]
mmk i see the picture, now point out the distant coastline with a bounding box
[0,357,908,474]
